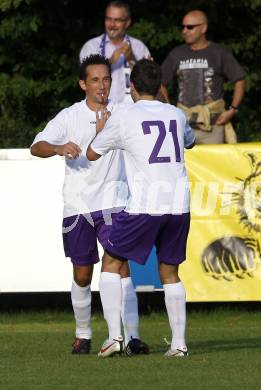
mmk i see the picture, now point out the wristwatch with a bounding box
[229,105,239,113]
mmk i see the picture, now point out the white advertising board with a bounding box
[0,149,101,292]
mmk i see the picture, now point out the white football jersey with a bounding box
[32,100,127,217]
[91,100,195,215]
[79,34,150,103]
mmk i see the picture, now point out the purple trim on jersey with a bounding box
[105,211,190,265]
[62,208,123,266]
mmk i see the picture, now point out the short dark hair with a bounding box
[79,54,111,80]
[105,1,131,18]
[130,59,161,96]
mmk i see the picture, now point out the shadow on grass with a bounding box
[151,338,261,354]
[190,338,261,354]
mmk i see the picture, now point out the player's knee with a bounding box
[102,251,124,273]
[120,261,130,278]
[159,262,180,284]
[74,274,92,287]
[73,265,93,287]
[160,274,180,284]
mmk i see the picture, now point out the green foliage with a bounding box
[128,19,182,49]
[0,13,40,38]
[0,0,33,12]
[0,0,260,147]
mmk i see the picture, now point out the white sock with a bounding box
[99,272,122,340]
[71,280,92,339]
[163,281,186,350]
[121,277,139,343]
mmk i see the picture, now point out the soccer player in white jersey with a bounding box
[87,59,195,357]
[79,1,150,104]
[31,54,149,356]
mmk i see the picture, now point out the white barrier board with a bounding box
[0,149,101,292]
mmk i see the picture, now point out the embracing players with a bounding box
[31,54,148,356]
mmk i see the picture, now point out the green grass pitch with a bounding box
[0,309,261,390]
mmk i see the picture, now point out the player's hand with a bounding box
[215,109,235,125]
[54,142,81,159]
[96,109,111,133]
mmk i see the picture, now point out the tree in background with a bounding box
[0,0,260,147]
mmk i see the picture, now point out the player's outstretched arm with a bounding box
[86,145,101,161]
[31,141,81,159]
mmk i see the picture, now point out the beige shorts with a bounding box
[194,125,225,144]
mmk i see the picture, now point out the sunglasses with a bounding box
[181,23,203,30]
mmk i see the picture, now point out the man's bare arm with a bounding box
[31,141,81,159]
[86,145,101,161]
[216,79,246,125]
[159,85,170,103]
[231,79,246,108]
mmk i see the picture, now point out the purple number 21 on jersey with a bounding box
[142,120,181,164]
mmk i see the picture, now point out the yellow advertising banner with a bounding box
[181,142,261,301]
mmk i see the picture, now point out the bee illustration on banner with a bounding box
[201,153,261,281]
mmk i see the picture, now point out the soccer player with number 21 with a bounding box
[87,59,195,357]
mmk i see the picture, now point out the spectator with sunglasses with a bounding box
[80,1,150,104]
[161,10,246,144]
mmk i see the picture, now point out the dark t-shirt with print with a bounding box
[161,42,245,107]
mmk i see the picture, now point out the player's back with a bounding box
[123,100,187,171]
[119,100,194,215]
